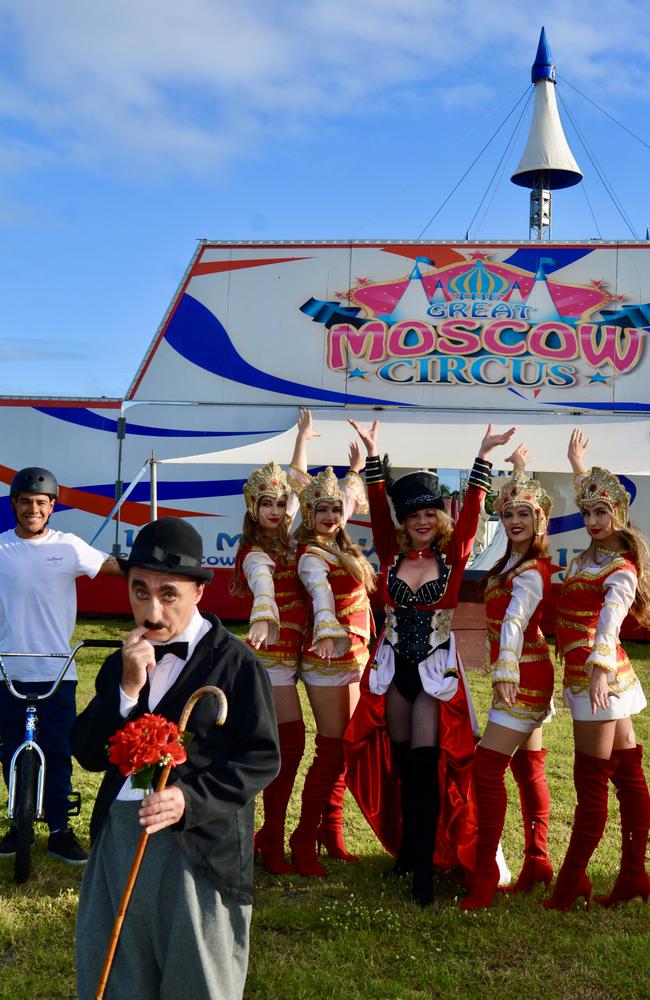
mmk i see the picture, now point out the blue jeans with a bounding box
[0,680,77,831]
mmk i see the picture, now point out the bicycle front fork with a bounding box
[7,705,46,820]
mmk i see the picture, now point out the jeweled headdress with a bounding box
[575,467,630,529]
[243,461,290,521]
[495,469,553,536]
[298,467,345,531]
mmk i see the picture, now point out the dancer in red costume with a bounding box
[231,410,316,874]
[545,429,650,911]
[347,419,515,906]
[460,445,555,910]
[288,457,375,878]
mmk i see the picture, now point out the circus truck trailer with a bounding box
[1,239,650,625]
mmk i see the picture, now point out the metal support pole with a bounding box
[113,415,127,556]
[529,172,552,240]
[150,453,158,522]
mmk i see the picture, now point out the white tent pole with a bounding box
[89,459,150,546]
[150,452,158,521]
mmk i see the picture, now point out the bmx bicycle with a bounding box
[0,639,121,883]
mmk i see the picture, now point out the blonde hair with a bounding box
[396,508,454,553]
[295,522,376,593]
[229,510,292,597]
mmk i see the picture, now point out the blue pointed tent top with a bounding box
[532,27,556,83]
[534,256,557,280]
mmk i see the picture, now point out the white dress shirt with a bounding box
[116,610,211,801]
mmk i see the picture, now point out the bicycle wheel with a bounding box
[14,750,38,883]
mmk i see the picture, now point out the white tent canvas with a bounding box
[158,409,650,475]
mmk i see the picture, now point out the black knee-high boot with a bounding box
[411,746,441,907]
[387,741,414,877]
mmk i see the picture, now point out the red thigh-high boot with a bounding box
[594,744,650,907]
[316,771,358,862]
[544,751,615,911]
[289,734,345,877]
[460,746,511,911]
[509,749,553,892]
[255,719,305,874]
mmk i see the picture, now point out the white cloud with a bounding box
[0,337,89,361]
[0,0,648,176]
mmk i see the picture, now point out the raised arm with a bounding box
[348,418,398,566]
[348,440,364,474]
[348,418,379,458]
[505,443,531,472]
[478,422,517,461]
[568,428,590,478]
[290,408,320,474]
[451,423,517,561]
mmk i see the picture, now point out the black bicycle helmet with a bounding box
[10,467,59,500]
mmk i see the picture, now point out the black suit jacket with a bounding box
[71,613,280,904]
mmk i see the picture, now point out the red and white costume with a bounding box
[486,555,555,733]
[461,544,556,910]
[237,465,307,874]
[288,467,372,876]
[556,549,646,721]
[545,466,650,911]
[297,470,371,686]
[239,496,307,685]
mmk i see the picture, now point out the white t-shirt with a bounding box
[0,528,107,681]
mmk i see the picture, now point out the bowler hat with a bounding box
[118,517,213,582]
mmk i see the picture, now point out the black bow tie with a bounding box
[153,641,189,663]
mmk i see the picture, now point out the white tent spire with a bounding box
[511,28,582,239]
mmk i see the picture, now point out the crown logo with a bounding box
[495,469,553,536]
[243,461,290,521]
[576,467,630,529]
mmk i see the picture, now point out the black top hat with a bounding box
[387,470,445,523]
[118,517,213,582]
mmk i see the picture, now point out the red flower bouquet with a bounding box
[108,713,190,791]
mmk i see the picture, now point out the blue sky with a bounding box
[1,0,650,398]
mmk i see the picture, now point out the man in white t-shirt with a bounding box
[0,467,122,864]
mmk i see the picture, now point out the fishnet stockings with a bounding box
[386,684,439,749]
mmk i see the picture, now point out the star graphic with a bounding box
[587,371,610,384]
[354,277,370,286]
[348,367,368,380]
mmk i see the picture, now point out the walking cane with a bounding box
[95,684,228,1000]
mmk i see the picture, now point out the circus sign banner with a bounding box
[130,242,650,414]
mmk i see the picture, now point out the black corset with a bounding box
[387,552,450,608]
[391,607,435,658]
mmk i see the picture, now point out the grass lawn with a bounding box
[0,618,649,1000]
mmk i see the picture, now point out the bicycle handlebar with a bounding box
[0,639,123,702]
